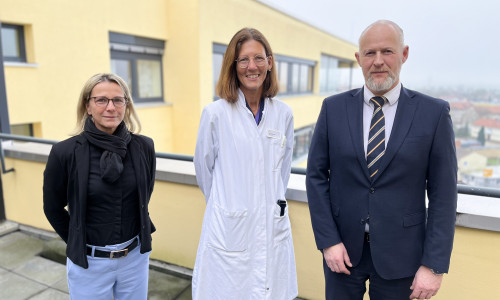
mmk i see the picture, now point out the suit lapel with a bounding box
[372,87,418,182]
[346,88,371,181]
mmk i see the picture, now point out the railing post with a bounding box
[0,20,10,221]
[0,20,12,134]
[0,139,15,173]
[0,172,5,221]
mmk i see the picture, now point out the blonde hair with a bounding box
[216,28,279,103]
[73,73,141,135]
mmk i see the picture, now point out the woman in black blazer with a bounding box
[43,73,156,300]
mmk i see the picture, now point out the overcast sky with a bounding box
[258,0,500,91]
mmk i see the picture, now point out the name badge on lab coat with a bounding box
[267,129,286,147]
[267,129,282,140]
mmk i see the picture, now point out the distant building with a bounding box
[458,148,500,187]
[450,101,478,128]
[471,118,500,143]
[461,166,500,188]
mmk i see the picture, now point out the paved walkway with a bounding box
[0,221,192,300]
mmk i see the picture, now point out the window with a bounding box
[1,24,26,62]
[11,123,33,136]
[320,54,353,93]
[211,46,315,98]
[109,32,165,103]
[293,124,315,162]
[275,55,315,95]
[212,43,226,100]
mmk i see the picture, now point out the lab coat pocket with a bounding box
[209,204,248,252]
[273,200,291,245]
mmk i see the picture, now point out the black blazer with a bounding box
[306,87,457,279]
[43,133,156,268]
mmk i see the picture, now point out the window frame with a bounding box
[319,53,354,94]
[109,32,165,104]
[293,124,315,162]
[11,123,33,137]
[275,54,315,96]
[1,23,26,63]
[212,43,227,101]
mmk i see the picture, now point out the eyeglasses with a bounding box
[235,55,269,68]
[88,96,128,108]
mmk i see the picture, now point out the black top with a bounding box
[86,143,141,246]
[43,134,156,269]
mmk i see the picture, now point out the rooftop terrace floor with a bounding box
[0,221,192,300]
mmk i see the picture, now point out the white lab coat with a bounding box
[192,89,298,300]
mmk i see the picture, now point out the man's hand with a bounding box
[323,242,352,275]
[409,265,443,299]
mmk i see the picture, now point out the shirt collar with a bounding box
[363,82,402,106]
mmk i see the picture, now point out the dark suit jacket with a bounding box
[306,86,457,280]
[43,134,156,268]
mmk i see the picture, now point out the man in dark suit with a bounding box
[306,20,457,300]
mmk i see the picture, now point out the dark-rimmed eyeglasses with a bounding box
[88,96,128,108]
[235,55,269,68]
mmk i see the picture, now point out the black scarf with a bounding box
[83,118,132,183]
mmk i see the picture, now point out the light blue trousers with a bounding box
[66,236,150,300]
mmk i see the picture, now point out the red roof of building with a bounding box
[474,105,500,114]
[474,118,500,129]
[450,102,473,110]
[486,106,500,114]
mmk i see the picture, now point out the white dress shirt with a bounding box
[363,82,402,157]
[362,83,402,232]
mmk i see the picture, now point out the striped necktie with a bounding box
[367,96,387,179]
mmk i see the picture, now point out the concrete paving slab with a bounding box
[51,276,69,293]
[0,229,201,300]
[14,256,66,286]
[40,238,66,265]
[27,288,69,300]
[175,285,192,300]
[0,232,43,270]
[0,231,26,247]
[0,220,19,237]
[0,272,47,300]
[19,225,58,241]
[147,269,191,300]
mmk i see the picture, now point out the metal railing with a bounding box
[1,133,500,198]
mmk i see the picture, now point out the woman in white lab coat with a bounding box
[192,28,298,300]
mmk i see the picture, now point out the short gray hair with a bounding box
[359,20,405,48]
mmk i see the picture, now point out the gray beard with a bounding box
[366,75,396,93]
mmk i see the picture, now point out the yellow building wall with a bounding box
[0,0,173,151]
[3,156,500,300]
[1,0,358,155]
[164,0,201,155]
[1,158,51,231]
[198,0,358,132]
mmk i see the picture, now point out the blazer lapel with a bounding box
[75,136,89,215]
[346,88,371,181]
[371,87,418,182]
[130,137,146,204]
